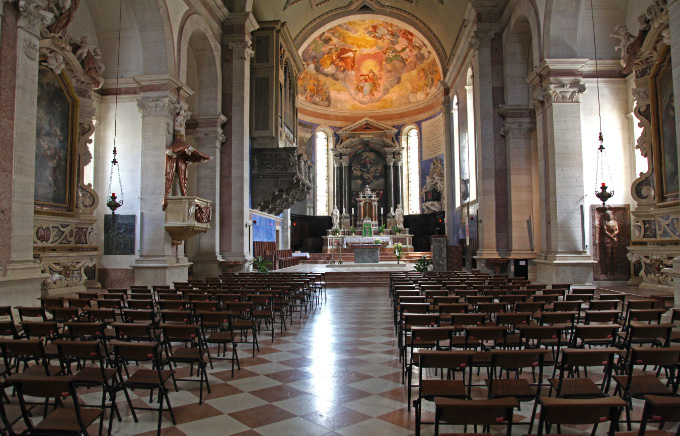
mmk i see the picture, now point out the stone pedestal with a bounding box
[431,236,447,272]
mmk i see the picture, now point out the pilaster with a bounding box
[499,105,536,259]
[189,115,226,278]
[0,0,48,307]
[220,12,257,270]
[441,91,456,245]
[530,68,595,284]
[131,91,191,285]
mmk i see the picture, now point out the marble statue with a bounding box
[331,205,340,228]
[162,106,212,210]
[601,210,619,276]
[395,204,404,227]
[611,24,635,60]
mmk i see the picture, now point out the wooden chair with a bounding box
[548,347,617,398]
[535,396,626,436]
[434,397,518,436]
[613,346,680,430]
[198,311,239,378]
[11,375,103,436]
[413,350,473,436]
[161,324,211,404]
[111,341,177,434]
[615,395,680,436]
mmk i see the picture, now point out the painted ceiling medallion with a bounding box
[298,18,442,111]
[283,0,444,11]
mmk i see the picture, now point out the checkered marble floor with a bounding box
[15,285,678,435]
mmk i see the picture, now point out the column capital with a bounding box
[340,156,349,166]
[532,81,585,112]
[226,39,255,64]
[333,154,342,167]
[394,155,403,166]
[15,0,48,37]
[193,127,226,151]
[386,156,394,166]
[500,119,535,139]
[136,96,175,120]
[468,30,496,50]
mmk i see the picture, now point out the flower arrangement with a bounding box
[349,226,356,235]
[249,256,272,274]
[392,225,403,235]
[394,242,404,263]
[332,226,340,236]
[378,224,385,235]
[374,238,383,245]
[414,256,433,273]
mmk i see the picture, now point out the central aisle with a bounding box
[126,286,416,436]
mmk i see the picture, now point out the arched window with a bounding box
[465,68,477,202]
[452,95,460,208]
[315,130,330,215]
[404,127,420,214]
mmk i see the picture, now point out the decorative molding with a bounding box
[546,82,585,104]
[626,252,673,285]
[22,39,37,60]
[499,119,534,139]
[136,97,175,120]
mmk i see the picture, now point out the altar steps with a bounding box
[324,272,392,288]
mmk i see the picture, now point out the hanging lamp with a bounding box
[106,1,124,215]
[591,0,614,207]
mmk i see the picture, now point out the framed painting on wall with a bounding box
[34,66,79,214]
[651,47,678,204]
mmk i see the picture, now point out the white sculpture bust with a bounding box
[395,203,404,227]
[331,205,340,228]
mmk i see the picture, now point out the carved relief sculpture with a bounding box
[162,104,212,210]
[592,206,631,281]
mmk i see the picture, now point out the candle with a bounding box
[601,182,605,187]
[381,207,383,214]
[352,208,354,214]
[343,208,345,214]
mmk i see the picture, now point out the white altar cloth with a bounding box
[343,236,391,247]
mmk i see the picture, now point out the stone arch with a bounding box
[542,0,582,59]
[178,13,221,116]
[129,0,176,75]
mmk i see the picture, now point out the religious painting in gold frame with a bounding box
[650,47,678,204]
[34,65,79,215]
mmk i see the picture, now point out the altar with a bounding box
[354,244,380,263]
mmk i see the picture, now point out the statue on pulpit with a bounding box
[395,203,404,228]
[331,205,340,228]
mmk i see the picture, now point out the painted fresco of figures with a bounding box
[35,68,74,211]
[298,19,441,110]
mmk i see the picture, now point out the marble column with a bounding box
[386,155,394,214]
[500,107,536,259]
[0,0,48,307]
[132,88,191,285]
[470,29,509,266]
[394,155,403,209]
[441,91,456,245]
[281,209,291,250]
[220,12,257,271]
[190,115,227,279]
[532,75,595,284]
[342,155,350,221]
[334,154,342,214]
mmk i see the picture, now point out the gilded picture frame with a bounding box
[34,65,79,215]
[650,46,678,204]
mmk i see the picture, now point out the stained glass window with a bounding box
[315,130,329,215]
[406,127,420,214]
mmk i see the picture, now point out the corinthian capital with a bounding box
[469,30,495,50]
[17,0,49,37]
[136,97,175,120]
[228,40,255,64]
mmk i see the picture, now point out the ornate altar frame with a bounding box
[624,0,678,291]
[32,32,102,295]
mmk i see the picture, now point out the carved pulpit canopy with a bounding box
[335,118,400,151]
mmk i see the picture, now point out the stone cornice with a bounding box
[133,74,194,100]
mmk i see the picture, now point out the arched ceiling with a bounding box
[298,16,442,111]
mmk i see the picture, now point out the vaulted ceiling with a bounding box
[252,0,470,62]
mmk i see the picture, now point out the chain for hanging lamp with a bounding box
[590,0,614,207]
[106,1,124,215]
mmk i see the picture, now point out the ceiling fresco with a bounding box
[297,18,442,111]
